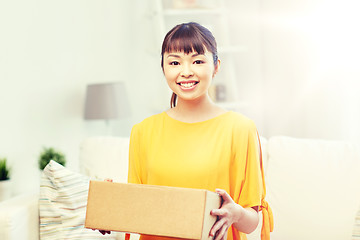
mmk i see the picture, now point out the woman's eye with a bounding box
[194,60,204,64]
[170,61,180,65]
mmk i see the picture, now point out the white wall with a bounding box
[260,0,360,141]
[0,0,167,195]
[227,0,264,131]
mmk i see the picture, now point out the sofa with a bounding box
[1,135,359,240]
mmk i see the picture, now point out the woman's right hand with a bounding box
[99,230,111,235]
[93,178,113,235]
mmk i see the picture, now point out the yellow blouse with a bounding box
[128,111,273,240]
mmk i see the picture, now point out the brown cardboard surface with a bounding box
[85,181,221,239]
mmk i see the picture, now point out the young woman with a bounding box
[128,22,273,240]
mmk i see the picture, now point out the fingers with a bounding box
[210,217,226,237]
[93,229,111,235]
[210,189,233,240]
[99,230,111,235]
[210,218,229,240]
[215,188,233,203]
[215,226,228,240]
[211,208,227,217]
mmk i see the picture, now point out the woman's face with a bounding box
[163,49,219,104]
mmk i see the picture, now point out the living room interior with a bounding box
[1,0,360,240]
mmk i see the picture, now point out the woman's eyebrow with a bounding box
[192,53,205,57]
[166,53,205,58]
[167,54,180,58]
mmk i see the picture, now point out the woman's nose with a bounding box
[180,64,194,78]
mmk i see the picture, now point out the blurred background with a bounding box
[0,0,359,195]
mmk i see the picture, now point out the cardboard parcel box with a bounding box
[85,181,222,239]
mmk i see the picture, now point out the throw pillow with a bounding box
[39,160,123,240]
[353,207,360,240]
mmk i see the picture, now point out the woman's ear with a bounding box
[213,59,221,77]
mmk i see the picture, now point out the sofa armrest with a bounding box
[0,192,39,240]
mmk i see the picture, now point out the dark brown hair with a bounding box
[161,22,218,108]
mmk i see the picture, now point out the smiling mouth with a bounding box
[177,81,199,88]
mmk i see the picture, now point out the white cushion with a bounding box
[353,206,360,239]
[79,137,130,183]
[0,193,39,240]
[39,160,124,240]
[266,136,360,240]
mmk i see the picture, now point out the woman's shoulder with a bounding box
[131,112,166,131]
[141,112,165,124]
[225,111,256,129]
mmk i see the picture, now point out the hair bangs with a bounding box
[161,22,218,70]
[164,32,207,55]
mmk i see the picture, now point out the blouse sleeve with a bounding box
[257,131,274,240]
[127,124,143,184]
[231,120,262,208]
[231,120,273,240]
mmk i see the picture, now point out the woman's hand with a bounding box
[94,229,111,235]
[210,189,259,240]
[210,189,242,240]
[93,178,113,235]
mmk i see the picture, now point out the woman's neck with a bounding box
[166,95,227,123]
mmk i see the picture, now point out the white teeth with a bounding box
[180,82,196,88]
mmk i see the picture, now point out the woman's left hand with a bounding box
[210,189,243,240]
